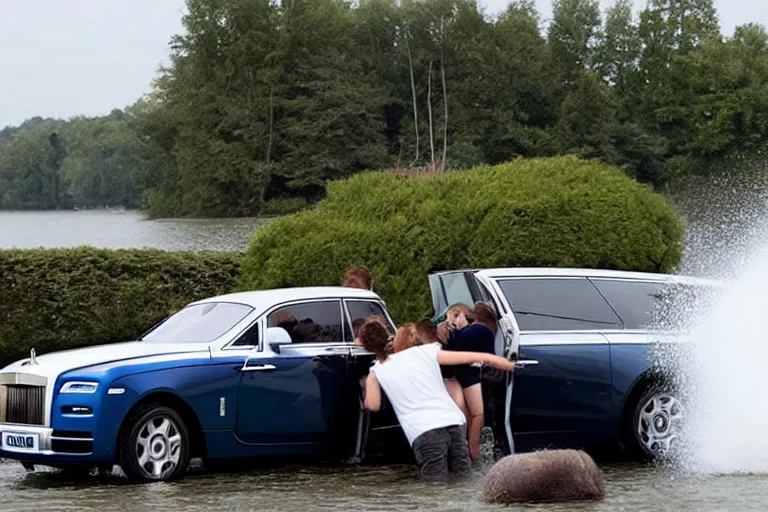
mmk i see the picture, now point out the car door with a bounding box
[343,299,400,437]
[428,270,526,456]
[491,276,622,451]
[235,299,350,451]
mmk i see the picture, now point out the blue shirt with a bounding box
[440,323,495,381]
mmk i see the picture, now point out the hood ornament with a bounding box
[29,348,38,365]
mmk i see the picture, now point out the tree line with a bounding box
[2,0,767,216]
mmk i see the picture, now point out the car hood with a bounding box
[0,341,210,382]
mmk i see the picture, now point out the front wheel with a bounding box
[625,386,685,460]
[119,404,190,483]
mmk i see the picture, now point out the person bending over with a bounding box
[359,318,515,482]
[438,302,498,461]
[437,304,474,415]
[454,302,497,461]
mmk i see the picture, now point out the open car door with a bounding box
[428,270,538,456]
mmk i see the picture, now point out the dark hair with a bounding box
[473,301,497,335]
[359,317,390,357]
[342,265,373,290]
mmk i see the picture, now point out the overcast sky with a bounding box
[2,0,767,128]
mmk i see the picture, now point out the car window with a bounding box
[497,278,623,331]
[232,322,259,347]
[591,279,718,330]
[442,273,475,309]
[345,300,395,340]
[590,279,662,330]
[267,301,343,344]
[142,302,253,343]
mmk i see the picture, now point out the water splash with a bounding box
[657,154,768,474]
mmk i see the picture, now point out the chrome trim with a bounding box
[0,425,94,457]
[520,339,608,346]
[0,373,47,387]
[504,375,515,454]
[241,363,277,373]
[0,424,53,453]
[60,381,99,394]
[475,267,724,287]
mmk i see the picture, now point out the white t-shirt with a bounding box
[370,342,466,446]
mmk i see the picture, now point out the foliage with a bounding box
[3,0,768,216]
[0,111,147,210]
[238,157,684,322]
[0,248,242,366]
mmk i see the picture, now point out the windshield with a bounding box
[141,302,253,343]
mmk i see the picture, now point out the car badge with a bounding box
[29,348,38,365]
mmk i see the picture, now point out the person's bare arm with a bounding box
[437,350,515,372]
[364,372,382,412]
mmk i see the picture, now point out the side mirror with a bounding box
[265,327,292,352]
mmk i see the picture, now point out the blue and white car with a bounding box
[0,268,721,482]
[429,268,721,458]
[0,287,400,482]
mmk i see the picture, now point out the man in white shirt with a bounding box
[359,318,516,481]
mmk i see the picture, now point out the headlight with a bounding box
[60,381,99,394]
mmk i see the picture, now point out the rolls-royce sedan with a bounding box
[0,268,721,482]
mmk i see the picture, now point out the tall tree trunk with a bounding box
[427,60,436,169]
[405,32,420,167]
[266,84,274,165]
[441,47,448,169]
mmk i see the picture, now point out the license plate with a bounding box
[2,432,40,453]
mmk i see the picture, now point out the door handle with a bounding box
[324,347,349,353]
[241,363,277,372]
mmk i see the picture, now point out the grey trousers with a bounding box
[411,424,472,482]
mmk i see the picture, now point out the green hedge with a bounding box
[238,156,684,322]
[0,248,242,367]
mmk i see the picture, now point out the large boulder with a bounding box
[481,449,605,504]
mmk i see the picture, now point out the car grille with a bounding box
[4,385,44,425]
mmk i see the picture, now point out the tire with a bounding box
[623,385,684,460]
[119,403,190,483]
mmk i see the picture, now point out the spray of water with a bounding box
[655,154,768,474]
[681,243,768,474]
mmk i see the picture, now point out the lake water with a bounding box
[0,210,267,253]
[3,458,768,512]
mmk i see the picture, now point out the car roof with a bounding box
[190,286,382,310]
[432,267,724,287]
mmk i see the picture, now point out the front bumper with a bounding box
[0,423,93,459]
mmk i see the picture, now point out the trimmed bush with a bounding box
[238,156,684,322]
[0,248,242,367]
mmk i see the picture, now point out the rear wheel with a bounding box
[119,404,190,483]
[625,386,685,459]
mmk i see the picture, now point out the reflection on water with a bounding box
[0,210,269,252]
[1,459,767,512]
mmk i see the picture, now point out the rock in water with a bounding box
[481,449,605,504]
